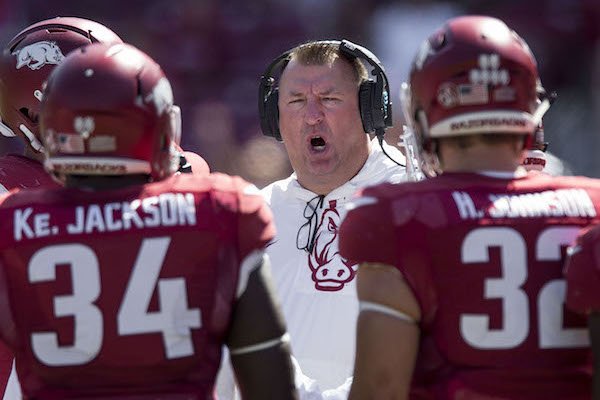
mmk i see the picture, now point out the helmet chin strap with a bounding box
[19,124,43,152]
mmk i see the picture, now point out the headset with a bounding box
[258,39,393,141]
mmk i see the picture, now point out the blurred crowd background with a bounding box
[1,0,599,186]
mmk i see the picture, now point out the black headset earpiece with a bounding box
[339,39,392,138]
[258,50,291,141]
[258,39,393,141]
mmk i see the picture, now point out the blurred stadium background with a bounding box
[1,0,598,185]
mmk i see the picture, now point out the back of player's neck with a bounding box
[65,174,150,191]
[441,148,522,173]
[443,164,521,173]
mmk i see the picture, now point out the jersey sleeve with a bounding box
[0,257,16,350]
[339,189,399,266]
[339,184,438,323]
[565,225,600,314]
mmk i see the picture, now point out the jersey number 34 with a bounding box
[28,237,201,366]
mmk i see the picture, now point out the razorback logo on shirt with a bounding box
[308,200,357,291]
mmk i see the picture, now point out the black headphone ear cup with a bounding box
[359,81,374,134]
[264,88,281,141]
[258,48,290,141]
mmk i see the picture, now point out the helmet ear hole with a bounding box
[19,108,38,123]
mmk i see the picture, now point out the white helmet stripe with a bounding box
[0,120,16,138]
[45,157,151,175]
[19,124,43,151]
[429,110,535,137]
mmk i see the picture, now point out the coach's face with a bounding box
[278,57,370,195]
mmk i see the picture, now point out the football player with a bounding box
[0,17,207,195]
[0,17,125,399]
[0,17,124,193]
[0,42,295,399]
[339,15,600,399]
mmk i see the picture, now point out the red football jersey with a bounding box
[340,171,600,399]
[0,154,59,397]
[0,154,59,192]
[564,224,600,314]
[0,172,274,399]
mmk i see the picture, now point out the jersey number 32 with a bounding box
[460,226,588,350]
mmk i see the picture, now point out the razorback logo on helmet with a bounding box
[13,41,65,70]
[308,200,357,292]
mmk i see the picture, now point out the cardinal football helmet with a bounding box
[0,17,123,152]
[407,15,545,147]
[40,43,180,181]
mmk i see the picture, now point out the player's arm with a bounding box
[564,227,600,400]
[348,262,421,400]
[227,251,297,400]
[0,258,18,400]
